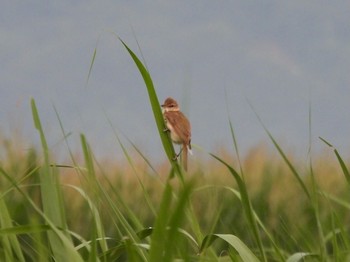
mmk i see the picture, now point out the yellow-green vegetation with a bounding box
[0,40,349,261]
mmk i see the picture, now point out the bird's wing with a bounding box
[164,111,191,145]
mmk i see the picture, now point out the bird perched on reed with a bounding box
[161,97,192,171]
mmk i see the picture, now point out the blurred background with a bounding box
[1,1,350,161]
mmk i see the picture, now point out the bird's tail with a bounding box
[182,144,188,171]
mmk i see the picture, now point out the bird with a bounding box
[161,97,192,171]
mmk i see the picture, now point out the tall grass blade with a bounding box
[224,89,244,175]
[105,116,157,215]
[307,104,327,260]
[249,102,311,200]
[66,184,108,254]
[31,99,67,227]
[306,102,327,260]
[148,180,194,261]
[80,134,147,260]
[228,118,244,176]
[79,134,108,254]
[223,101,285,259]
[86,48,97,87]
[129,24,149,71]
[265,129,310,199]
[148,182,173,261]
[86,36,100,87]
[0,197,25,262]
[94,163,144,235]
[0,167,84,262]
[53,104,77,166]
[219,186,284,260]
[210,153,266,261]
[162,182,193,261]
[126,136,160,177]
[118,37,183,179]
[31,98,76,261]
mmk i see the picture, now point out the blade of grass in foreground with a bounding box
[0,197,25,262]
[105,115,157,216]
[148,179,193,261]
[219,186,284,260]
[223,108,284,260]
[31,99,68,228]
[162,181,193,261]
[250,101,330,259]
[31,98,77,261]
[0,166,84,262]
[210,153,267,261]
[66,184,108,255]
[80,134,148,260]
[148,182,173,261]
[117,37,183,179]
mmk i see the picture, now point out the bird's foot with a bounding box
[172,153,180,161]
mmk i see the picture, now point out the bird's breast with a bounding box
[166,122,182,144]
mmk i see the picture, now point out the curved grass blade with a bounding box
[65,184,108,254]
[200,234,260,262]
[31,99,68,227]
[136,227,198,249]
[148,183,173,261]
[53,104,78,166]
[85,35,101,87]
[222,186,284,260]
[86,47,97,87]
[105,115,157,215]
[148,179,194,261]
[80,134,145,233]
[319,137,350,185]
[210,153,266,261]
[0,198,26,262]
[126,137,160,177]
[162,181,193,261]
[224,89,244,176]
[0,167,84,262]
[118,37,183,179]
[248,101,311,200]
[79,134,148,260]
[321,191,350,210]
[31,98,78,261]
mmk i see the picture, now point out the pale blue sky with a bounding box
[1,2,350,161]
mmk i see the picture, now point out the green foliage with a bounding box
[0,38,349,261]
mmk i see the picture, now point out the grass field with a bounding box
[1,39,350,261]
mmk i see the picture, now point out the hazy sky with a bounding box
[1,2,350,162]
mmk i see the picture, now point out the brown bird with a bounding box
[161,97,192,171]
